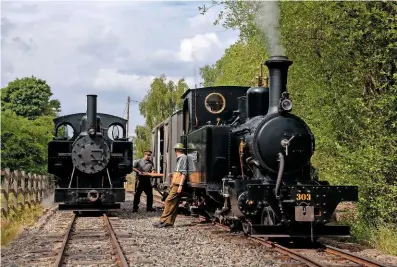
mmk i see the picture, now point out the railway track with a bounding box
[54,213,129,267]
[248,234,388,267]
[210,218,389,267]
[145,192,388,267]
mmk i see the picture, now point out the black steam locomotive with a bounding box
[48,95,133,211]
[151,56,358,239]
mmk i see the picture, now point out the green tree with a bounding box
[200,35,269,86]
[135,75,189,156]
[134,125,151,159]
[1,76,61,119]
[139,75,189,129]
[1,110,54,173]
[199,65,218,87]
[199,1,397,225]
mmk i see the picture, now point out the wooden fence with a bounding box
[1,168,55,217]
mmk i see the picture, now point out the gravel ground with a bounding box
[114,193,300,267]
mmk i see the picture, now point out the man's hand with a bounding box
[133,168,142,176]
[151,170,155,173]
[168,173,173,178]
[177,185,183,194]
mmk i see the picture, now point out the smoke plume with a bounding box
[41,194,55,209]
[252,1,285,56]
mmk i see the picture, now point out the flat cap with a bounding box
[144,150,153,154]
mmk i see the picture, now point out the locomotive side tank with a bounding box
[48,95,133,211]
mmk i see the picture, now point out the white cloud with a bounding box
[92,69,156,92]
[188,5,221,29]
[92,69,195,93]
[1,1,239,136]
[178,33,222,62]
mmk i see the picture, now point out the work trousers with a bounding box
[160,184,181,225]
[133,178,153,210]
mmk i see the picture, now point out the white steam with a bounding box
[41,194,55,209]
[252,1,285,56]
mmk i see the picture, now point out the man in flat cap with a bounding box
[153,143,187,228]
[132,150,156,212]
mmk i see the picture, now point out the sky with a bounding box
[1,1,239,137]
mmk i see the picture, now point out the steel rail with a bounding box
[213,222,326,267]
[103,214,129,267]
[54,213,76,267]
[253,238,327,267]
[324,245,387,267]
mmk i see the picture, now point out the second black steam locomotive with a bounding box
[151,55,358,239]
[48,95,133,211]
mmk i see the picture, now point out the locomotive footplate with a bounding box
[249,224,351,238]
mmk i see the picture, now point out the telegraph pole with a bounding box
[126,96,130,137]
[125,97,140,139]
[193,52,197,88]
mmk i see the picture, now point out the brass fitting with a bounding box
[253,63,269,88]
[239,138,246,153]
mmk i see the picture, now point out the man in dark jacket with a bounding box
[132,150,156,212]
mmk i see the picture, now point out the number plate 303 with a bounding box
[296,193,311,201]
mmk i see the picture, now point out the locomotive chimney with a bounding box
[265,56,293,114]
[86,94,97,136]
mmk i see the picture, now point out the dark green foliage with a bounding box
[1,76,60,173]
[134,125,151,159]
[199,1,397,226]
[1,110,54,174]
[1,76,61,119]
[135,75,189,157]
[200,36,269,86]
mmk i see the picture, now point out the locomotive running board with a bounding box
[58,203,121,211]
[250,225,351,238]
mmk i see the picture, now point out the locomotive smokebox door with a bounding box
[295,206,315,222]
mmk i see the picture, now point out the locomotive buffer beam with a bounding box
[245,184,358,238]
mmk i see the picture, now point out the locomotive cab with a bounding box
[181,86,249,130]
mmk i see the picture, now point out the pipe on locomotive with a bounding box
[86,94,97,136]
[265,56,293,114]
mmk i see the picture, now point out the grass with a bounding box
[1,204,44,246]
[334,203,397,255]
[1,192,45,246]
[348,220,397,256]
